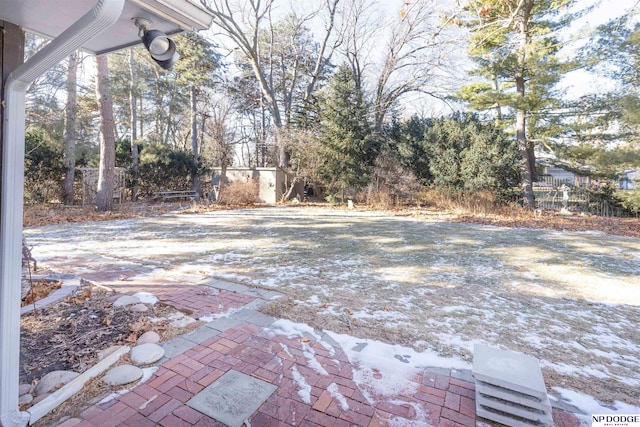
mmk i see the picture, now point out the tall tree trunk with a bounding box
[515,89,534,209]
[190,85,201,194]
[95,55,116,212]
[128,48,139,201]
[62,52,78,205]
[139,94,144,139]
[516,7,535,210]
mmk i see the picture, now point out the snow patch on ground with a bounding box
[269,319,323,341]
[291,366,311,404]
[303,348,329,376]
[327,383,349,410]
[327,330,469,400]
[554,388,640,420]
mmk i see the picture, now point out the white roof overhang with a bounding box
[0,0,213,55]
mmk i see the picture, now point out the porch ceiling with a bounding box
[0,0,213,55]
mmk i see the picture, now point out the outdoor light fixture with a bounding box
[134,18,179,70]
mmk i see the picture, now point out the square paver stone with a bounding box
[187,370,277,427]
[473,344,547,400]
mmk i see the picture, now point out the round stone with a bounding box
[102,365,143,386]
[18,384,32,396]
[132,292,158,305]
[130,343,165,366]
[105,294,121,303]
[18,394,33,405]
[137,331,160,345]
[128,303,149,312]
[113,295,141,307]
[34,370,79,396]
[31,393,50,405]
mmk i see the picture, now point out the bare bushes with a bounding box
[218,180,259,206]
[417,189,524,217]
[364,149,424,209]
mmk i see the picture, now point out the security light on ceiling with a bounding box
[134,17,179,70]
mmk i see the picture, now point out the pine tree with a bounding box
[317,65,380,200]
[95,54,116,212]
[459,0,579,208]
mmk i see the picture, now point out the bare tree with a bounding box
[340,0,461,133]
[340,0,379,92]
[62,52,78,205]
[190,85,201,194]
[95,54,116,212]
[200,0,341,168]
[128,48,140,201]
[202,97,240,202]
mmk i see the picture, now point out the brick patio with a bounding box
[52,284,584,427]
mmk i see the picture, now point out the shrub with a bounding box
[617,189,640,216]
[394,113,519,202]
[24,129,64,204]
[417,188,523,217]
[218,180,258,206]
[137,144,201,197]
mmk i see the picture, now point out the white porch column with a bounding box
[0,1,125,425]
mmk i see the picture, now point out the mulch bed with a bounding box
[21,279,62,307]
[20,285,180,385]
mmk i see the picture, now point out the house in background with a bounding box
[213,167,304,204]
[536,162,593,188]
[619,169,638,190]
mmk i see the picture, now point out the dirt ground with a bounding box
[24,201,640,237]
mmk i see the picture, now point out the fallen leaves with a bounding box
[20,286,180,385]
[64,288,93,305]
[21,280,61,306]
[449,212,640,239]
[23,203,181,228]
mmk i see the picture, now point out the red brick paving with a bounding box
[60,286,584,427]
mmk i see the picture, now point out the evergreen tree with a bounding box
[548,15,640,178]
[458,0,580,208]
[317,65,380,199]
[395,113,519,199]
[395,115,434,185]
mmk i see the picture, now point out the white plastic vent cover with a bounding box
[472,344,553,427]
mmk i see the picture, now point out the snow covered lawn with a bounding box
[25,206,640,411]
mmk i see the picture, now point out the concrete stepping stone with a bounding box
[128,303,149,312]
[33,370,79,396]
[103,364,143,386]
[113,295,140,307]
[137,331,160,345]
[187,370,277,427]
[473,344,553,427]
[130,343,165,366]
